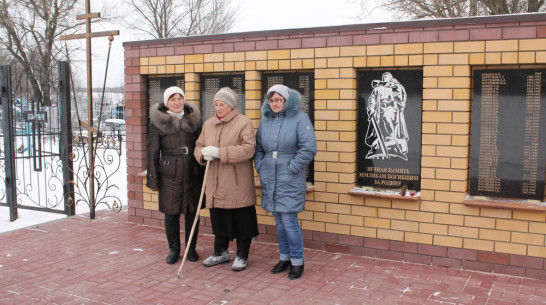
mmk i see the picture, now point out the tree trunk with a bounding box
[528,0,539,11]
[469,0,478,15]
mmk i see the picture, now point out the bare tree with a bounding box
[528,0,545,11]
[0,47,9,65]
[0,0,86,106]
[477,0,533,14]
[353,0,545,20]
[387,0,471,18]
[124,0,238,39]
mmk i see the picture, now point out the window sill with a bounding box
[463,195,546,211]
[255,181,315,193]
[348,187,420,201]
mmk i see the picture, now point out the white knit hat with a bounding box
[163,86,185,107]
[214,87,238,109]
[267,84,290,100]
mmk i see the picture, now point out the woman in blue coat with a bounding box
[255,84,317,280]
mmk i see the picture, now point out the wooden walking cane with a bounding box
[177,160,210,278]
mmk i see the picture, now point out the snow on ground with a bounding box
[0,200,119,234]
[0,140,127,234]
[0,207,69,233]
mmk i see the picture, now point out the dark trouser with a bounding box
[213,235,251,259]
[165,212,199,252]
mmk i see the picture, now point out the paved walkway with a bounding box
[1,209,546,305]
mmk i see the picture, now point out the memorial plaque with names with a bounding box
[263,73,315,122]
[201,75,245,122]
[147,77,184,107]
[357,70,423,191]
[470,69,546,200]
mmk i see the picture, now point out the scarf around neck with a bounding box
[168,110,185,120]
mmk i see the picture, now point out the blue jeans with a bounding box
[274,212,304,266]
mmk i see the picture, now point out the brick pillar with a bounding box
[124,45,148,224]
[184,72,201,107]
[245,70,263,125]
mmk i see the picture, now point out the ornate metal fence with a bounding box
[1,61,124,221]
[0,63,74,220]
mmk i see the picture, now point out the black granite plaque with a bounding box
[357,70,423,191]
[147,77,184,107]
[263,73,315,122]
[470,69,546,200]
[201,75,245,121]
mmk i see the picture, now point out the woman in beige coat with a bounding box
[194,87,258,272]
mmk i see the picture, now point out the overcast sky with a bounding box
[81,0,388,88]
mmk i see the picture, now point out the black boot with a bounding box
[289,264,304,280]
[166,250,179,265]
[185,212,199,262]
[187,245,199,262]
[270,260,291,274]
[165,214,181,265]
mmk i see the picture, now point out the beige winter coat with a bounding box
[194,108,256,209]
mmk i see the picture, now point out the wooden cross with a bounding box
[61,0,119,133]
[60,0,119,219]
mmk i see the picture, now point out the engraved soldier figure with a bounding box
[365,72,409,160]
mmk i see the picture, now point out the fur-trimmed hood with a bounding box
[149,102,202,134]
[261,89,301,119]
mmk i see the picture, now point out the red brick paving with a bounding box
[1,209,546,304]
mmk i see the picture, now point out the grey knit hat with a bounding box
[163,86,185,107]
[267,84,290,100]
[214,87,238,109]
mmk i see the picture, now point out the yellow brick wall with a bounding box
[142,183,158,211]
[138,37,546,259]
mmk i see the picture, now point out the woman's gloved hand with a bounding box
[202,146,220,161]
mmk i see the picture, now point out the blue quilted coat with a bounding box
[254,89,317,213]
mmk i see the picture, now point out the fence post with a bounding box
[1,65,18,221]
[58,61,75,217]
